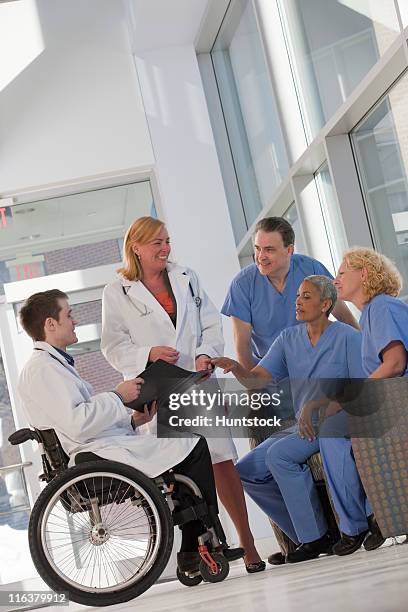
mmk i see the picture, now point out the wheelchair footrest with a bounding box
[172,501,209,526]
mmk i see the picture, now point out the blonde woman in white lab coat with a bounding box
[101,216,264,572]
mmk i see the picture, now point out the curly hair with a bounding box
[343,247,402,300]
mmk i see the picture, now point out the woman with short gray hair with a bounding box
[303,274,337,317]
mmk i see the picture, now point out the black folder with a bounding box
[124,359,209,412]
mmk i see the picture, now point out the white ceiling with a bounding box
[126,0,210,52]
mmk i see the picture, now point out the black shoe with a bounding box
[333,530,368,556]
[245,560,266,574]
[177,551,200,573]
[364,515,386,551]
[286,532,335,563]
[267,552,286,565]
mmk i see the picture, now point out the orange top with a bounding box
[154,290,176,315]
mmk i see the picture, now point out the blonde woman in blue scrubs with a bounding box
[335,248,408,379]
[335,247,408,550]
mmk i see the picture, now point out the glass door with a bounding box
[0,179,156,585]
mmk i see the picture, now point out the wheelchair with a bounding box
[9,428,233,607]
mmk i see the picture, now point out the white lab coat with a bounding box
[100,263,224,379]
[18,342,198,478]
[101,263,237,464]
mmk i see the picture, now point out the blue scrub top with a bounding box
[222,254,332,360]
[359,293,408,377]
[259,321,365,417]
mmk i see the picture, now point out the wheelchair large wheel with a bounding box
[28,461,173,607]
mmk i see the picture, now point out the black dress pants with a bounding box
[171,436,219,552]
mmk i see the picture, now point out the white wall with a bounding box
[0,0,154,194]
[135,44,240,309]
[135,43,274,545]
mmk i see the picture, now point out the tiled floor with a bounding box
[10,543,408,612]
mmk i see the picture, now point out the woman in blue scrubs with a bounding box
[335,247,408,379]
[335,247,408,550]
[213,275,373,562]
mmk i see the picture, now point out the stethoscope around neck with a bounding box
[122,276,201,317]
[122,285,153,317]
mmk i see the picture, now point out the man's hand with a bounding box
[298,401,316,441]
[211,357,239,374]
[149,346,179,364]
[132,401,158,428]
[116,377,144,403]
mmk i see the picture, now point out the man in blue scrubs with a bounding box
[222,217,358,369]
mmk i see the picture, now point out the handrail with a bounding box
[0,461,32,474]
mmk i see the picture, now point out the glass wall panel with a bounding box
[211,0,289,242]
[0,349,32,585]
[315,162,348,270]
[283,202,306,254]
[0,181,155,582]
[397,1,408,29]
[279,0,400,139]
[351,71,408,300]
[0,182,155,294]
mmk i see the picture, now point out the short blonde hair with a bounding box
[118,216,165,281]
[343,247,402,301]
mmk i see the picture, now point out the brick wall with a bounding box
[44,241,123,392]
[68,300,123,391]
[44,239,121,275]
[71,301,102,326]
[75,351,123,395]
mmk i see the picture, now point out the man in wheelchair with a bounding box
[15,289,243,605]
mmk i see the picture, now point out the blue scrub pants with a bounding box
[319,412,372,536]
[236,429,327,544]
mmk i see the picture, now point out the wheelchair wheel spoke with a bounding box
[104,500,145,532]
[46,537,90,549]
[50,502,89,533]
[102,544,129,584]
[104,496,137,527]
[103,547,122,586]
[106,537,147,560]
[63,487,95,530]
[103,481,132,525]
[98,545,111,587]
